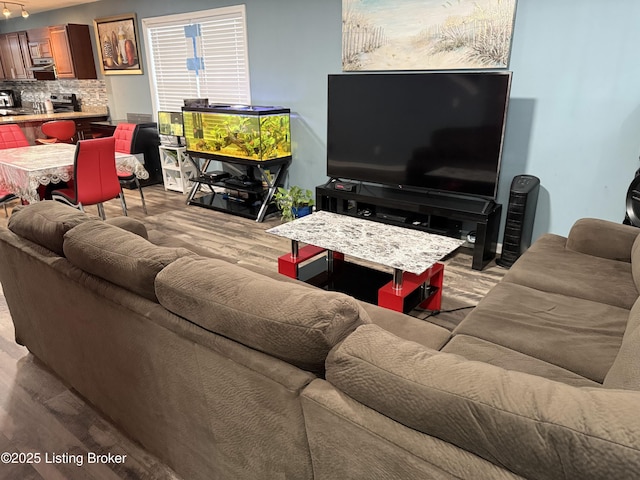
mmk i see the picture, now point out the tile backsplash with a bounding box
[0,79,108,112]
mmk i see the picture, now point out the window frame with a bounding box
[142,5,251,114]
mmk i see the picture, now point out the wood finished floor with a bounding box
[0,185,504,479]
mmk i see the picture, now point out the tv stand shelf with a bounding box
[316,181,502,270]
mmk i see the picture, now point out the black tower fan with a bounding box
[497,175,540,268]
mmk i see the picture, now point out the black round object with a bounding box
[625,176,640,227]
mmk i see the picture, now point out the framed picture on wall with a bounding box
[94,13,143,75]
[342,0,517,71]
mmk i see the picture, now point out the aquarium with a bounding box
[182,105,291,161]
[158,110,185,143]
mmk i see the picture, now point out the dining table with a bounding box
[0,143,149,204]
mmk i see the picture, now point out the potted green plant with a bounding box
[273,185,314,222]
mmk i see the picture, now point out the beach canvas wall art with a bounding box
[342,0,517,71]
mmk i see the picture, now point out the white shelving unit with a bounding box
[159,145,197,194]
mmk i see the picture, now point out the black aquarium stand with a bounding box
[186,154,291,222]
[316,180,502,270]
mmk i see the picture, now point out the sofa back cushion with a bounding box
[566,218,639,262]
[63,220,194,302]
[155,256,370,373]
[604,296,640,390]
[631,234,640,292]
[326,324,640,480]
[103,216,149,239]
[8,201,98,255]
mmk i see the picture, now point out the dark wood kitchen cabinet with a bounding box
[0,43,6,81]
[49,24,97,79]
[18,32,34,77]
[26,27,52,59]
[0,31,33,80]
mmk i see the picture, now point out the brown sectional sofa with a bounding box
[0,201,638,479]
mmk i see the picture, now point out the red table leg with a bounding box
[277,243,344,279]
[419,262,444,311]
[378,262,445,313]
[278,244,325,279]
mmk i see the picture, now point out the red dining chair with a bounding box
[36,120,77,144]
[50,137,127,220]
[0,124,29,149]
[0,126,27,206]
[112,123,148,214]
[0,190,17,217]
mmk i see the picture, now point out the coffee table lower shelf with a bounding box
[277,245,444,314]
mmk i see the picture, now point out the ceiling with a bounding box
[4,0,99,16]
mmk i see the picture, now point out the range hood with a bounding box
[29,58,56,80]
[28,58,55,71]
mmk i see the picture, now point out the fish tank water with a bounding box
[182,105,291,161]
[158,111,184,137]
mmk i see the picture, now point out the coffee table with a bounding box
[266,210,464,313]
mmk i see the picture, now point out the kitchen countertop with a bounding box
[0,111,109,124]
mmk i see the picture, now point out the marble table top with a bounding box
[266,210,464,274]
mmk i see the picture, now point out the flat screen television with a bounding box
[158,111,184,145]
[326,72,511,198]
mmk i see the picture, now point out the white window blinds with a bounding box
[143,5,251,112]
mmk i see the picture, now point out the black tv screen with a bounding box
[327,72,511,198]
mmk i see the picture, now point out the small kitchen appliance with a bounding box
[49,93,80,113]
[0,90,18,108]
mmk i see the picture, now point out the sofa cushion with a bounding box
[63,221,194,302]
[604,325,640,390]
[566,217,639,262]
[604,296,640,390]
[155,256,371,373]
[443,334,601,387]
[504,233,637,309]
[359,301,451,350]
[104,216,148,239]
[146,229,236,262]
[631,235,640,294]
[8,201,97,255]
[326,324,640,480]
[453,282,628,383]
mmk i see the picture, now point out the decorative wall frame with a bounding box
[94,13,143,75]
[342,0,517,71]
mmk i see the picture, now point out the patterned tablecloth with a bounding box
[0,143,149,204]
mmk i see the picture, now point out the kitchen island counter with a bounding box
[0,110,109,124]
[1,110,109,143]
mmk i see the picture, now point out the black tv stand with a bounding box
[316,180,502,270]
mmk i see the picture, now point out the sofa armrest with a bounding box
[326,324,640,480]
[566,218,639,262]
